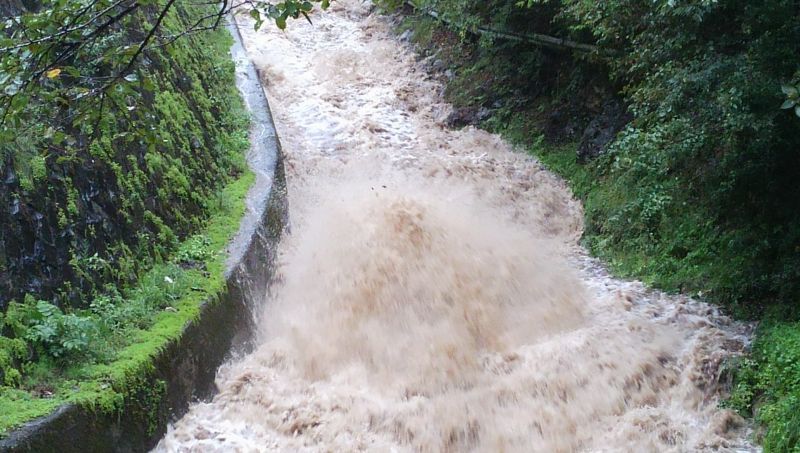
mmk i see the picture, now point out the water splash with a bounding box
[155,2,757,451]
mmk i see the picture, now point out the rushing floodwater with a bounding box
[155,2,757,451]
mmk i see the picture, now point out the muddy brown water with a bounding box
[155,2,758,451]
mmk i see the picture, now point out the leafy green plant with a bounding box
[128,264,191,310]
[781,82,800,118]
[89,287,149,331]
[0,336,28,387]
[175,235,213,263]
[8,298,101,361]
[728,321,800,451]
[248,0,328,31]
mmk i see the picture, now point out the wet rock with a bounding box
[445,106,492,128]
[543,105,585,142]
[576,99,632,163]
[86,182,100,200]
[5,168,18,186]
[176,74,193,92]
[0,0,38,16]
[9,198,20,216]
[85,201,107,225]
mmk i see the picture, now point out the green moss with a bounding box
[29,156,46,185]
[0,389,63,432]
[0,167,254,434]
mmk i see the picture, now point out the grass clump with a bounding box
[727,320,800,451]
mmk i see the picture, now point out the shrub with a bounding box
[5,296,100,362]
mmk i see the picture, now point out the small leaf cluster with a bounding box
[781,81,800,118]
[3,296,99,362]
[248,0,331,31]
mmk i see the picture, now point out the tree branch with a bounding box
[102,0,177,91]
[416,4,612,56]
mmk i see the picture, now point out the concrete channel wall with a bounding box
[0,20,287,453]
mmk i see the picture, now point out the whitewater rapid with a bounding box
[155,2,756,451]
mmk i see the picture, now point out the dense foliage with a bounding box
[405,0,800,312]
[395,0,799,448]
[726,321,800,451]
[564,0,800,314]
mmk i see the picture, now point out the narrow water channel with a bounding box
[155,2,757,451]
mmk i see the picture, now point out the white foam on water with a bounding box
[155,3,757,451]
